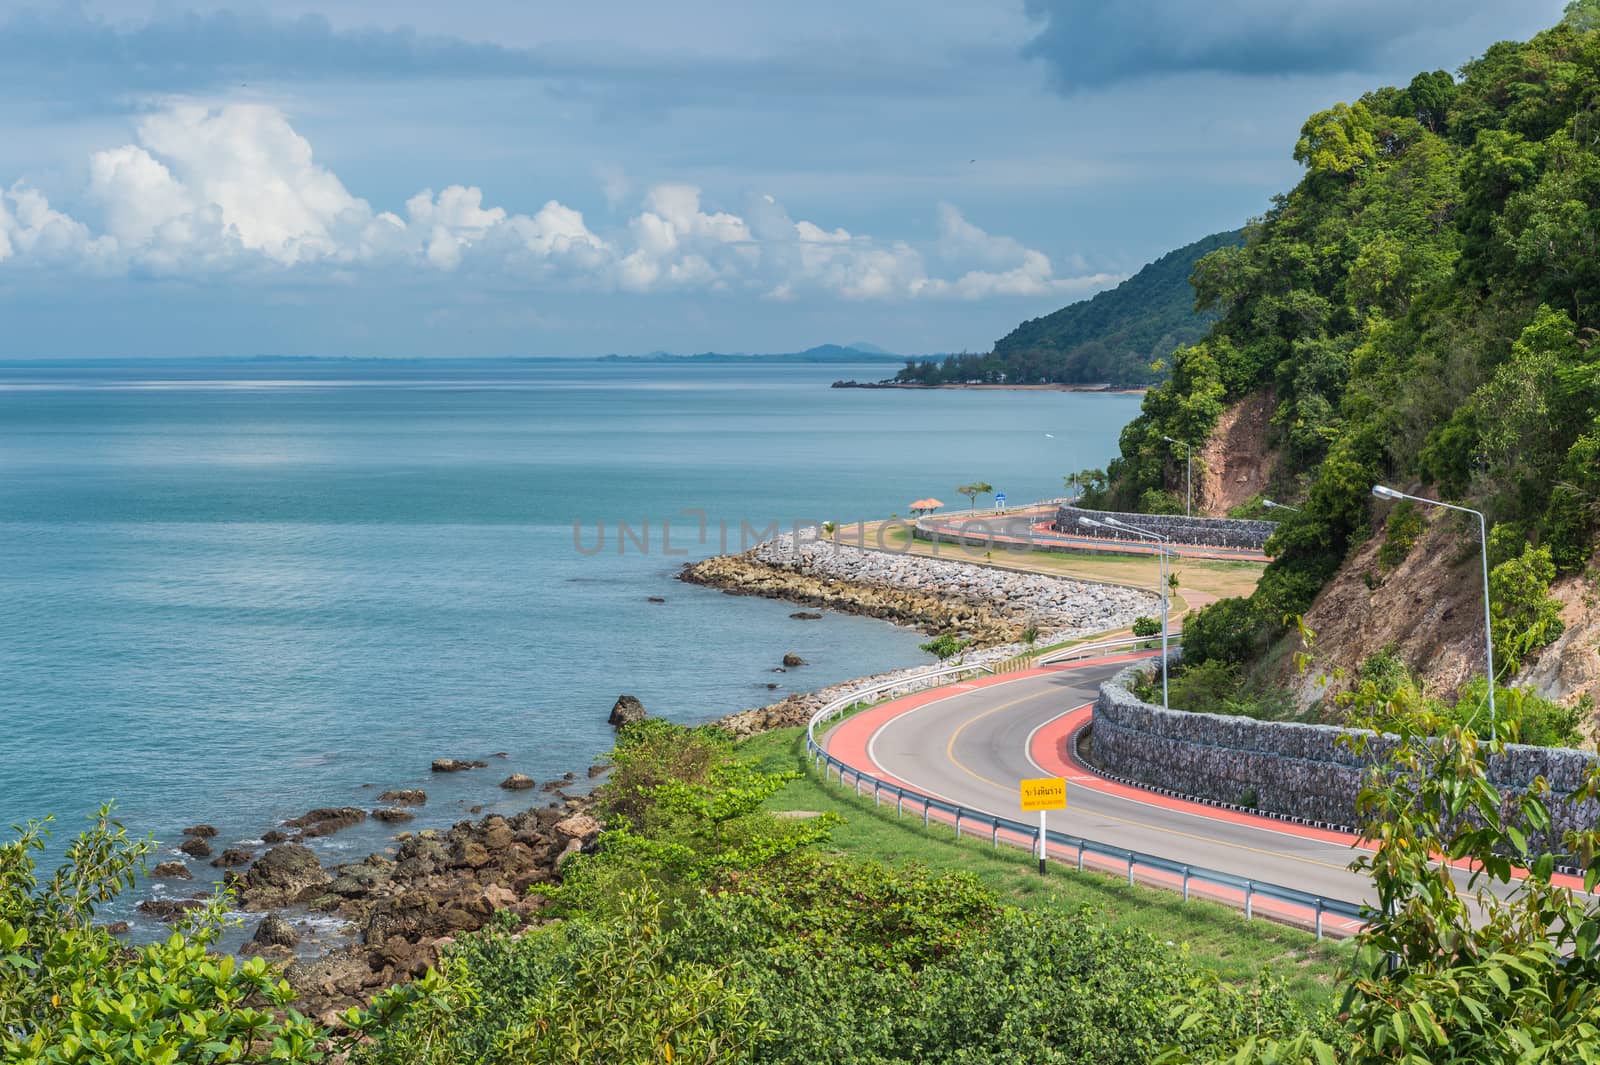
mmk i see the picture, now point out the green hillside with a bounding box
[893,229,1240,387]
[1098,7,1600,684]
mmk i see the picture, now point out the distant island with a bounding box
[599,343,943,365]
[835,229,1241,390]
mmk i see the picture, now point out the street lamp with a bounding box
[1262,499,1301,513]
[1162,436,1192,517]
[1371,484,1496,735]
[1082,515,1172,710]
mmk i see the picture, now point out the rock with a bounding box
[431,759,488,773]
[239,844,330,909]
[181,824,218,838]
[766,683,779,690]
[377,789,427,805]
[151,860,192,880]
[554,838,584,869]
[179,837,212,858]
[286,807,368,837]
[646,596,666,603]
[374,808,415,823]
[782,653,808,667]
[480,818,514,851]
[790,611,823,619]
[211,847,254,868]
[251,912,301,949]
[483,883,518,908]
[453,841,491,869]
[262,829,289,844]
[491,752,509,759]
[499,773,536,791]
[103,921,131,935]
[540,779,564,793]
[587,763,609,778]
[607,694,647,729]
[553,815,601,842]
[138,898,205,922]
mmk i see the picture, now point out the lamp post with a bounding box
[1080,515,1172,710]
[1163,436,1192,517]
[1262,499,1301,513]
[1371,484,1496,735]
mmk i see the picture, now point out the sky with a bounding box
[0,1,1570,358]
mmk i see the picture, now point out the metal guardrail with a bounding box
[804,640,1367,939]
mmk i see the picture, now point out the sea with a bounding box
[0,359,1139,927]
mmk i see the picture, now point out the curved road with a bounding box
[821,654,1374,931]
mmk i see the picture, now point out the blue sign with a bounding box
[994,492,1006,508]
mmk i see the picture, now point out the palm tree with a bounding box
[956,482,994,511]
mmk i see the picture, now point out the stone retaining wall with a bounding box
[1092,661,1600,841]
[1056,505,1276,550]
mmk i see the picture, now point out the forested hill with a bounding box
[892,229,1241,387]
[1099,4,1600,699]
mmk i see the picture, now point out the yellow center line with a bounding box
[938,685,1356,875]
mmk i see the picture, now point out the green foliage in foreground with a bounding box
[1164,702,1600,1063]
[0,806,336,1065]
[354,720,1330,1065]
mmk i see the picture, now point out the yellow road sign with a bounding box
[1020,777,1066,811]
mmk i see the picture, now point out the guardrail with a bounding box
[804,639,1366,939]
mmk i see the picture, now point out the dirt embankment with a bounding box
[1196,388,1280,516]
[1267,511,1599,725]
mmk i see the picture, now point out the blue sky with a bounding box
[0,1,1568,358]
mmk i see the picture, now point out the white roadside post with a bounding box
[1372,485,1497,735]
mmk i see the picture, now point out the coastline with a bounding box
[831,380,1149,394]
[152,528,1154,1022]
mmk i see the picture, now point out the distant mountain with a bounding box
[891,229,1243,388]
[599,344,938,364]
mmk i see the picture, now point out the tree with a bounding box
[955,482,993,511]
[919,633,971,662]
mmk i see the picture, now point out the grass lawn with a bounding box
[738,724,1355,1012]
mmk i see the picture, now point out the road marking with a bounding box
[943,690,1056,792]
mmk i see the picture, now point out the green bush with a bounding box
[0,807,333,1065]
[1489,542,1565,675]
[1138,487,1185,515]
[1132,615,1162,637]
[919,633,971,661]
[1181,596,1260,667]
[1375,499,1425,569]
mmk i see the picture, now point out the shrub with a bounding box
[919,633,971,661]
[1132,615,1162,637]
[1489,542,1565,675]
[1181,596,1259,667]
[1138,487,1185,515]
[1375,498,1425,569]
[0,806,333,1065]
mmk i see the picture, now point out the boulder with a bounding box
[431,759,488,773]
[377,789,427,805]
[790,611,823,620]
[211,847,254,868]
[782,653,807,667]
[137,898,205,922]
[554,838,584,869]
[374,808,415,823]
[553,815,601,842]
[103,921,131,935]
[608,694,647,728]
[499,773,535,791]
[251,912,301,949]
[262,829,289,844]
[587,763,609,778]
[181,824,218,838]
[285,807,368,837]
[239,844,330,909]
[178,837,212,858]
[646,596,666,603]
[151,860,192,880]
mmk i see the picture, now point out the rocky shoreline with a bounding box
[133,532,1152,1024]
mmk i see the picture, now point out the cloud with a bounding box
[1021,0,1489,92]
[1,102,1113,302]
[0,7,548,93]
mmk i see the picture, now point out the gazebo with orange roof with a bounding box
[908,497,944,515]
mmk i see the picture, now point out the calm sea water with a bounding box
[0,360,1138,901]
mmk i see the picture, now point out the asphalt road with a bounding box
[822,657,1376,918]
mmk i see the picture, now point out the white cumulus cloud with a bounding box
[1,103,1117,303]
